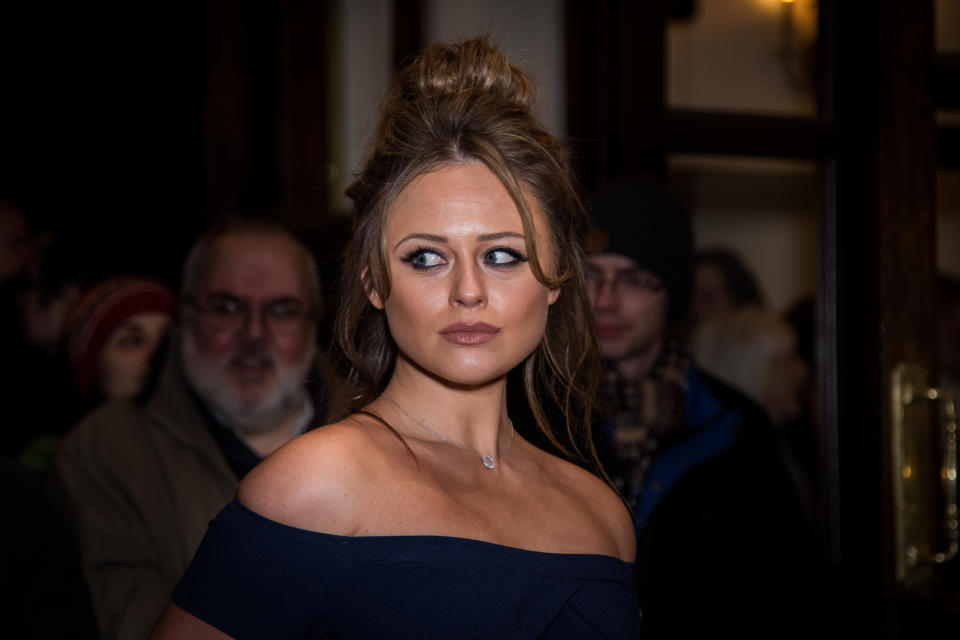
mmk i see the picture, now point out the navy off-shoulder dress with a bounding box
[172,500,640,639]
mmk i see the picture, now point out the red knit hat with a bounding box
[67,277,177,396]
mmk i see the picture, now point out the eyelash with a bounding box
[484,247,528,267]
[399,246,529,271]
[400,246,447,271]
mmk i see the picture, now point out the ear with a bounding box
[362,267,384,310]
[548,287,560,305]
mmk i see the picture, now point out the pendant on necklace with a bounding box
[481,455,496,469]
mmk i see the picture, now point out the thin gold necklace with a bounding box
[381,393,514,470]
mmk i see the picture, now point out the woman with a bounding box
[691,304,809,425]
[18,276,175,471]
[67,276,176,400]
[152,38,638,639]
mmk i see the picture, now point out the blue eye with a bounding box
[267,300,304,319]
[209,297,242,316]
[484,248,527,267]
[401,248,447,270]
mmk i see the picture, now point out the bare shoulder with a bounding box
[545,452,637,563]
[237,414,394,535]
[150,603,230,639]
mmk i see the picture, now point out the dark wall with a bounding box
[2,4,205,287]
[1,2,333,290]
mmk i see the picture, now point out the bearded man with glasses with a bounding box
[54,220,336,640]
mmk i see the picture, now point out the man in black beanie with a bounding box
[584,174,817,639]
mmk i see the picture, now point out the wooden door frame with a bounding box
[564,0,942,635]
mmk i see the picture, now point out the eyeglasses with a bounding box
[585,267,664,295]
[187,294,310,336]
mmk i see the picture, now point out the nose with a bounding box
[450,261,486,308]
[591,278,619,313]
[242,307,267,340]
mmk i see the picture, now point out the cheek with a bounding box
[502,284,552,345]
[189,326,237,356]
[642,294,669,324]
[621,295,655,322]
[384,283,434,334]
[99,348,147,381]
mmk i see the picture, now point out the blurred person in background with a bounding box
[692,303,817,528]
[691,304,810,426]
[1,228,85,460]
[585,174,817,639]
[1,198,98,639]
[54,220,336,640]
[18,277,177,471]
[67,276,176,402]
[690,247,765,328]
[0,199,34,287]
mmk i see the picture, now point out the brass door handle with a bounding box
[927,387,959,564]
[891,363,959,583]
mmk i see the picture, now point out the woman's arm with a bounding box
[150,604,232,639]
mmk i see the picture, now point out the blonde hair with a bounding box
[692,305,799,412]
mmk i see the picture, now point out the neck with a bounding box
[612,337,664,381]
[236,401,306,458]
[379,355,511,456]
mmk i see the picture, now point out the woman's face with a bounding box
[692,262,734,326]
[97,311,172,399]
[372,162,559,388]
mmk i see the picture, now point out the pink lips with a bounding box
[439,322,501,345]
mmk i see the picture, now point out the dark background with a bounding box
[1,2,336,289]
[2,2,959,635]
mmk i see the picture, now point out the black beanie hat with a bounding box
[584,173,694,324]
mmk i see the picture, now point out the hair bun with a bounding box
[403,37,533,109]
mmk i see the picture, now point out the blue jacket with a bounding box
[601,362,817,639]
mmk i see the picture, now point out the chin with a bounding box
[227,375,276,398]
[399,350,515,389]
[598,344,628,360]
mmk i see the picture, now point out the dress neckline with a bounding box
[229,498,634,567]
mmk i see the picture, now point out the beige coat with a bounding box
[54,350,239,640]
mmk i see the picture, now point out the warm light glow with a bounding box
[903,465,913,479]
[781,0,795,3]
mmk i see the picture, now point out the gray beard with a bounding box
[180,332,316,435]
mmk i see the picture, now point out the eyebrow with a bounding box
[393,231,525,250]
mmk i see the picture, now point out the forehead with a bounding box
[387,162,542,237]
[585,253,640,271]
[200,232,306,298]
[113,311,172,332]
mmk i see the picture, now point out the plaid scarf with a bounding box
[604,337,691,506]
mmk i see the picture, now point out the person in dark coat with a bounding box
[584,174,819,639]
[53,220,336,640]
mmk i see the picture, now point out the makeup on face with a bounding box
[377,162,558,388]
[439,321,501,345]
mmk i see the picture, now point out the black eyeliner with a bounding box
[399,246,447,269]
[485,246,529,266]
